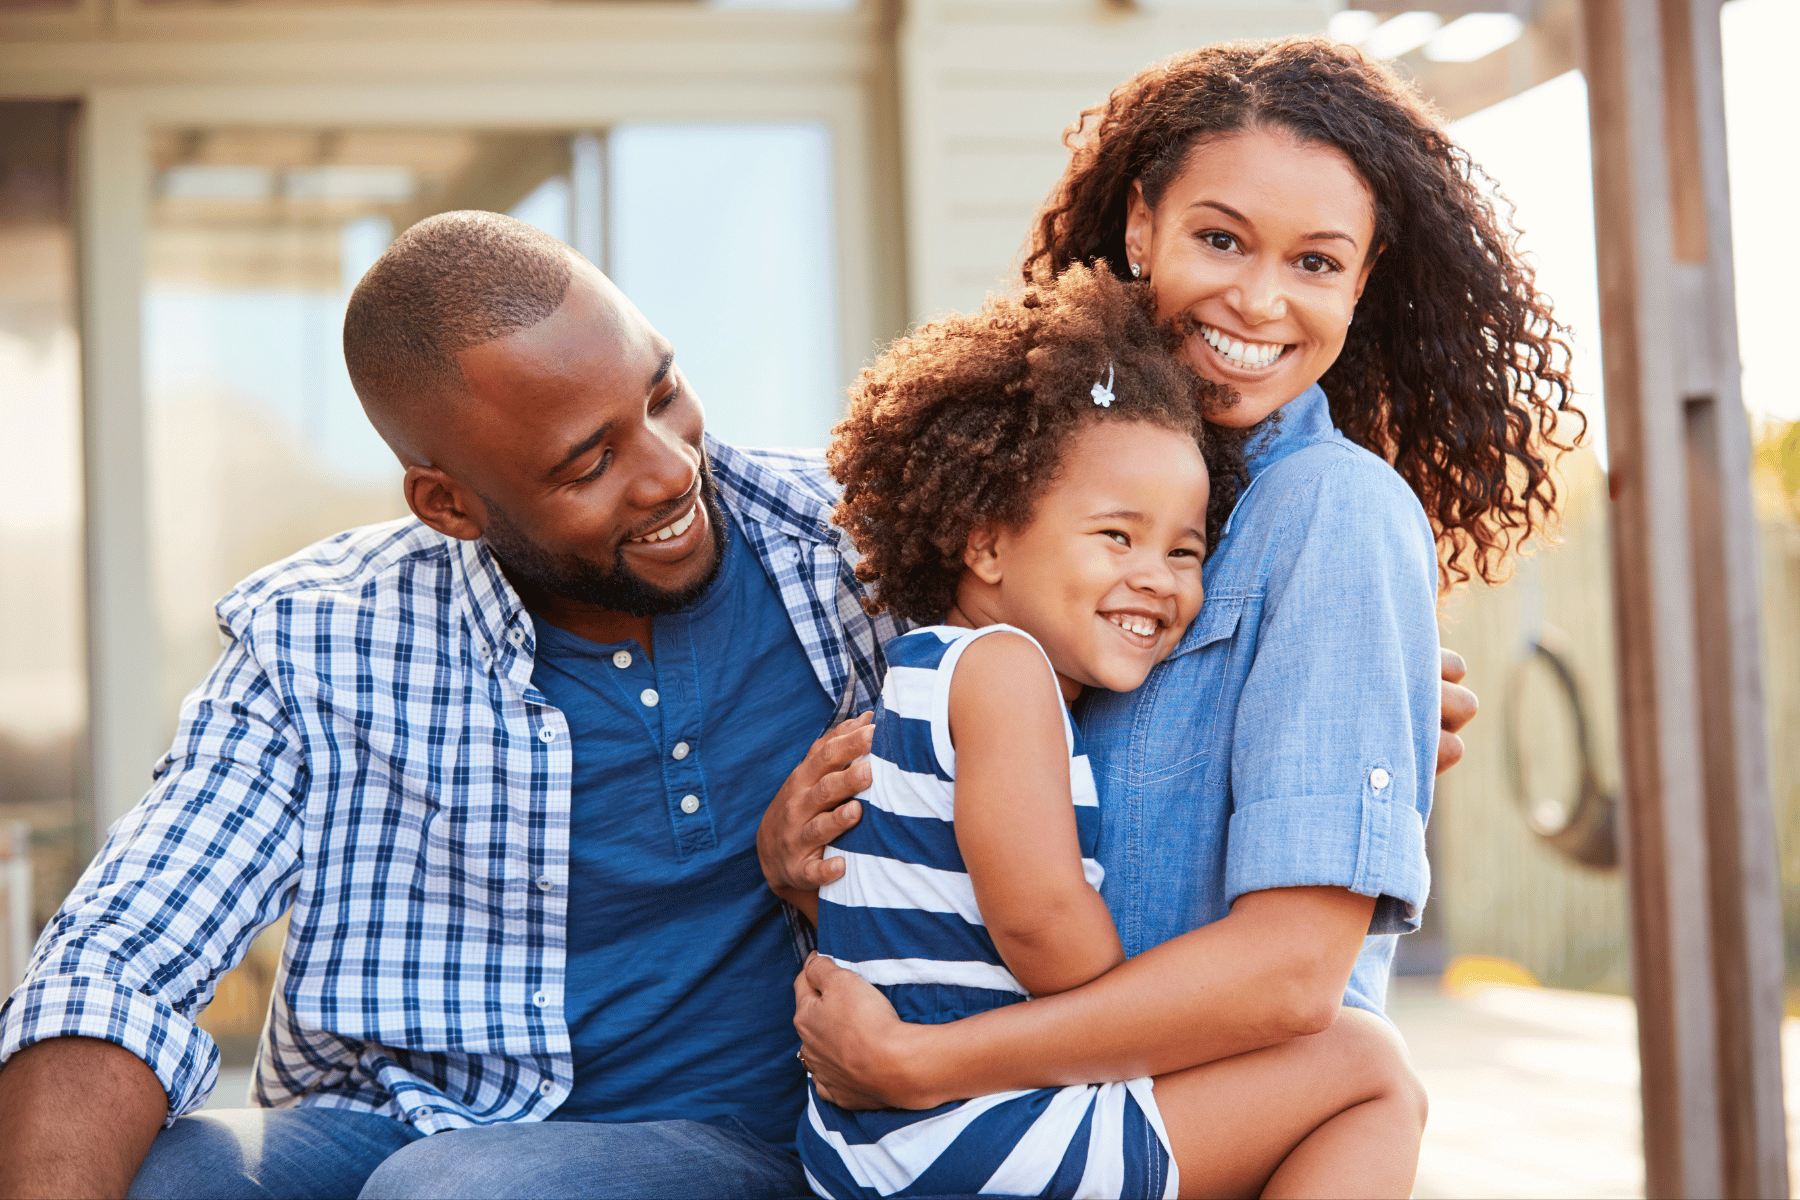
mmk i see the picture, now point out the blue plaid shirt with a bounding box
[0,438,903,1131]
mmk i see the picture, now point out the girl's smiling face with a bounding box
[952,420,1209,700]
[1124,127,1379,428]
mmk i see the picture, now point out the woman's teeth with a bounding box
[1200,324,1286,369]
[631,505,697,544]
[1106,613,1159,638]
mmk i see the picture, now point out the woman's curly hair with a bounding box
[830,263,1239,625]
[1023,36,1581,588]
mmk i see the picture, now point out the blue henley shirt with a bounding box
[528,509,833,1146]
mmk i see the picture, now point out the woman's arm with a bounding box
[763,659,1476,907]
[950,633,1122,996]
[797,884,1375,1110]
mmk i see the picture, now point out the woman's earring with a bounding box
[1130,262,1142,279]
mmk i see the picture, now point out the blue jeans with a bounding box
[127,1107,810,1200]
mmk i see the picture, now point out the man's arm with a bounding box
[1438,647,1478,774]
[0,634,307,1195]
[795,886,1375,1110]
[0,1038,167,1199]
[757,712,875,923]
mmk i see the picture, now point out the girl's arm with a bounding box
[949,632,1122,997]
[796,884,1374,1111]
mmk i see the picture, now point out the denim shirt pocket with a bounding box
[1167,595,1245,662]
[1134,595,1250,788]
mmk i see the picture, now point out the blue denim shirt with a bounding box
[1078,385,1440,1015]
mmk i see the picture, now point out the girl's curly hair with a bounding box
[830,263,1238,624]
[1023,36,1581,587]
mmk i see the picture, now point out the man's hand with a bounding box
[757,712,876,922]
[0,1036,167,1199]
[1438,647,1478,776]
[794,953,919,1111]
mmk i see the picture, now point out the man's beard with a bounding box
[480,465,730,619]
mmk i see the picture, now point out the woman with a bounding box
[764,35,1575,1196]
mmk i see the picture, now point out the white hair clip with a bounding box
[1090,364,1116,408]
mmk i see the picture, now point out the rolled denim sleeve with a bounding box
[1223,452,1440,934]
[0,632,306,1122]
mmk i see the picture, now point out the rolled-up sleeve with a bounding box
[1223,453,1440,934]
[0,631,306,1121]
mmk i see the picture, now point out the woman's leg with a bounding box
[1151,1006,1427,1200]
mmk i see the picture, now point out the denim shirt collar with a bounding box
[1243,383,1337,476]
[1222,383,1339,538]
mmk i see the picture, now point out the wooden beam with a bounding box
[1579,1,1788,1195]
[1400,0,1581,122]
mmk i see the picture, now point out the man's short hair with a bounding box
[344,210,574,456]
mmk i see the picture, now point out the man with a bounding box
[0,211,1476,1199]
[0,212,892,1199]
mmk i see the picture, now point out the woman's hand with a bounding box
[795,953,930,1111]
[757,713,877,920]
[1437,648,1478,775]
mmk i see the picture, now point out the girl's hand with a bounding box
[1437,648,1479,775]
[757,713,876,920]
[794,953,931,1111]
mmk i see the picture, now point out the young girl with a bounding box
[799,263,1424,1199]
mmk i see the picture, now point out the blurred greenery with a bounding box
[1755,417,1800,525]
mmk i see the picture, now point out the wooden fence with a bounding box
[1431,446,1800,995]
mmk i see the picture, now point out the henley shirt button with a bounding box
[533,990,548,1008]
[507,627,526,647]
[672,742,690,760]
[612,650,632,669]
[641,689,660,707]
[680,794,700,814]
[539,728,556,743]
[1370,767,1392,791]
[536,876,553,891]
[539,1079,554,1097]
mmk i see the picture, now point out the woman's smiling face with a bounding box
[1124,127,1379,428]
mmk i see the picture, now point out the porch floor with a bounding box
[1392,978,1800,1199]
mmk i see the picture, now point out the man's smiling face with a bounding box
[408,257,726,619]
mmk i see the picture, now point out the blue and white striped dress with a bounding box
[800,624,1179,1200]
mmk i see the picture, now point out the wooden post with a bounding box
[1580,1,1788,1195]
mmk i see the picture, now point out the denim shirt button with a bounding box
[1370,767,1391,790]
